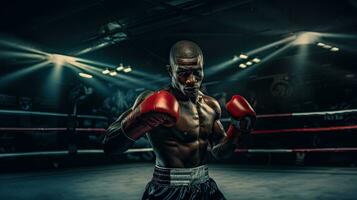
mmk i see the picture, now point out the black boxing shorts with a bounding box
[142,165,226,200]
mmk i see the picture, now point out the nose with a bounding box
[185,73,197,86]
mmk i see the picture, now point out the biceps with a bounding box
[211,120,226,145]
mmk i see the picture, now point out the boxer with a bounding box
[103,40,256,200]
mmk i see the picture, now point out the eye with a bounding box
[193,70,203,78]
[177,70,190,77]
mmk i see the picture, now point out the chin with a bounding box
[185,90,198,98]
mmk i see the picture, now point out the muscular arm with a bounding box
[102,91,153,155]
[206,97,239,160]
[210,119,239,160]
[212,95,256,159]
[211,94,256,160]
[103,90,179,155]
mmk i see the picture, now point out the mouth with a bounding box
[183,87,198,94]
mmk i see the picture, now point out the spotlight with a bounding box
[78,73,93,79]
[246,61,253,66]
[102,69,110,74]
[294,32,319,45]
[323,45,332,49]
[232,56,239,61]
[330,47,339,52]
[239,54,248,59]
[239,64,247,69]
[317,42,325,47]
[123,66,132,73]
[48,54,76,66]
[109,71,117,76]
[116,63,124,71]
[252,58,260,63]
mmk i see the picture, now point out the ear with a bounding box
[167,64,173,77]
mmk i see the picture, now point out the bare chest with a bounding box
[173,98,217,142]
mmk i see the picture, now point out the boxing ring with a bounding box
[1,163,357,199]
[0,108,357,157]
[1,108,357,157]
[0,108,357,199]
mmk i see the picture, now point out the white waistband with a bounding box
[153,165,209,186]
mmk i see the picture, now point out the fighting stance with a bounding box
[103,41,256,200]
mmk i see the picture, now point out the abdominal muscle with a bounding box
[148,133,209,168]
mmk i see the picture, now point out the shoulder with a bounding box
[201,93,221,119]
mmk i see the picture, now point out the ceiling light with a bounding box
[109,71,117,76]
[239,54,248,59]
[116,63,124,71]
[239,64,247,69]
[102,69,110,74]
[48,54,76,66]
[252,58,260,63]
[246,61,253,66]
[294,32,320,45]
[123,66,132,73]
[330,47,339,52]
[78,73,93,79]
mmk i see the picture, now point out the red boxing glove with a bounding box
[139,90,179,125]
[226,95,256,139]
[103,90,179,155]
[122,90,180,140]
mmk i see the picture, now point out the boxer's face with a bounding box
[169,58,203,100]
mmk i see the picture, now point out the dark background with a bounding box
[0,0,357,167]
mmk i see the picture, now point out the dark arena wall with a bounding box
[1,0,357,199]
